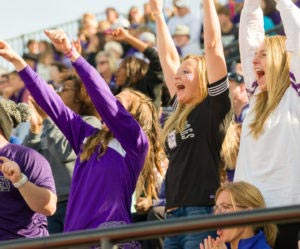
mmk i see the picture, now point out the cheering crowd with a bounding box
[0,0,300,248]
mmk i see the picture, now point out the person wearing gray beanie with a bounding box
[0,99,57,240]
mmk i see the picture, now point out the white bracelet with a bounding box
[13,173,28,188]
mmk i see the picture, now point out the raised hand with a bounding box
[0,156,22,184]
[28,95,47,134]
[149,0,163,15]
[44,29,72,55]
[0,40,22,63]
[111,27,130,42]
[72,38,82,55]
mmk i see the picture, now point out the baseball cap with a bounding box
[173,0,189,8]
[173,24,190,36]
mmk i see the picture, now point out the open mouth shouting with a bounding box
[255,69,267,91]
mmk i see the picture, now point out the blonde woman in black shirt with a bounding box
[150,0,230,247]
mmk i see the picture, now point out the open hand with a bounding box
[149,0,164,15]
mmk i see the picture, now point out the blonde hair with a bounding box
[250,35,290,138]
[216,181,278,246]
[221,121,242,170]
[220,119,242,184]
[125,90,166,200]
[162,55,208,142]
[80,89,165,200]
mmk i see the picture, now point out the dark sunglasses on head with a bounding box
[228,72,244,84]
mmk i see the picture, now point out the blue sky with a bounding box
[0,0,149,39]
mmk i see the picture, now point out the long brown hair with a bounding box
[80,89,165,200]
[64,74,99,117]
[120,56,148,88]
[249,35,290,138]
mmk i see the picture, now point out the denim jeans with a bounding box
[163,206,216,249]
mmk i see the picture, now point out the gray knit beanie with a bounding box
[0,99,31,141]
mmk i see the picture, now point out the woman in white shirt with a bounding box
[234,0,300,247]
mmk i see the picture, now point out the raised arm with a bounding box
[203,0,227,84]
[45,30,148,156]
[0,40,94,154]
[112,27,163,87]
[276,0,300,82]
[150,0,180,98]
[239,0,265,90]
[112,27,148,52]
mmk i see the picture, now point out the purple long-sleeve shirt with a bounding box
[19,56,148,232]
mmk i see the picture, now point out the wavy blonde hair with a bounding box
[162,55,208,143]
[216,181,278,246]
[219,120,242,184]
[249,35,290,138]
[80,89,165,200]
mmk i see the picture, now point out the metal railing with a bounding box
[0,205,299,249]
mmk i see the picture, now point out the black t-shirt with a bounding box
[165,77,230,209]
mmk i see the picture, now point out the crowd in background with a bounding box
[0,0,300,248]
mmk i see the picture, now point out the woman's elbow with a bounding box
[39,194,57,216]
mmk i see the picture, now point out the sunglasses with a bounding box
[228,72,244,84]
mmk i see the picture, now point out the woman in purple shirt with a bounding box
[0,31,153,235]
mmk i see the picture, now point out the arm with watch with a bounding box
[0,156,57,216]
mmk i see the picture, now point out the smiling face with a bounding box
[253,42,267,92]
[175,58,202,105]
[215,190,254,247]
